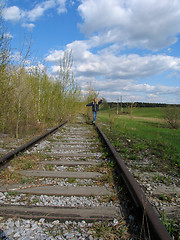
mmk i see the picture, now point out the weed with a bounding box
[153,174,171,186]
[129,154,137,160]
[45,164,54,171]
[115,142,123,149]
[160,194,166,201]
[98,171,113,186]
[107,160,115,169]
[19,176,34,184]
[92,219,129,239]
[161,212,176,237]
[118,186,123,193]
[67,178,76,183]
[7,191,20,196]
[167,195,172,202]
[0,169,22,184]
[44,147,51,152]
[159,193,172,203]
[11,153,40,171]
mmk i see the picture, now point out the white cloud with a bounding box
[4,32,13,39]
[56,0,67,13]
[51,65,61,73]
[45,49,65,63]
[26,0,67,21]
[2,6,23,21]
[46,38,180,80]
[27,0,56,21]
[78,0,180,50]
[45,38,180,103]
[3,0,67,25]
[22,23,35,31]
[25,63,46,74]
[3,0,180,103]
[44,0,180,105]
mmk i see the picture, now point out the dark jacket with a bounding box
[86,99,102,112]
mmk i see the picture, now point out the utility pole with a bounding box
[120,95,122,113]
[117,97,119,115]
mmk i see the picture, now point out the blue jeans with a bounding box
[93,111,97,122]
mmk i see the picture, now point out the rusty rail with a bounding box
[95,123,172,240]
[0,121,67,166]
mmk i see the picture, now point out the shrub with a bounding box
[163,106,180,129]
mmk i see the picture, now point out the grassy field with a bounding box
[98,107,180,168]
[131,107,165,118]
[97,106,179,239]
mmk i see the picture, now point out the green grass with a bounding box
[132,107,165,118]
[98,109,180,168]
[98,107,179,239]
[105,106,174,119]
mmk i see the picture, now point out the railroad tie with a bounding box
[0,120,121,221]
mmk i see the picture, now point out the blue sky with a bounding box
[2,0,180,103]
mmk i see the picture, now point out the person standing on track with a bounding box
[86,97,103,124]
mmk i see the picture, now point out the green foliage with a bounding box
[0,49,81,137]
[67,178,76,183]
[19,176,34,184]
[161,212,177,237]
[0,9,81,136]
[107,160,115,169]
[152,174,171,186]
[7,191,19,196]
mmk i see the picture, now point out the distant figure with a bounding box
[86,97,103,124]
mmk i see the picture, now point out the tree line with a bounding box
[106,102,180,109]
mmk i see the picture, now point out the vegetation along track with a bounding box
[0,117,172,239]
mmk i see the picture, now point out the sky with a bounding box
[1,0,180,103]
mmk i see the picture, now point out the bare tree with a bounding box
[164,106,180,129]
[0,7,11,133]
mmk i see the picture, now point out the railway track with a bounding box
[0,117,172,239]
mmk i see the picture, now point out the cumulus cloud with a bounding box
[46,36,180,78]
[78,0,180,50]
[45,38,180,102]
[45,49,65,63]
[22,23,35,31]
[3,0,67,27]
[2,6,23,21]
[3,0,180,103]
[46,38,180,82]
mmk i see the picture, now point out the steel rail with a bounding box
[95,123,172,240]
[0,121,67,166]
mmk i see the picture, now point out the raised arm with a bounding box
[98,97,103,104]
